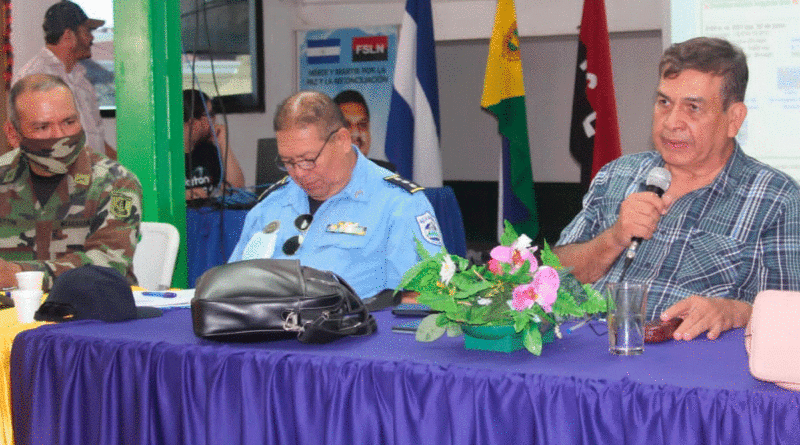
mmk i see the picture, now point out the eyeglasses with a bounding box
[275,129,339,172]
[282,214,313,255]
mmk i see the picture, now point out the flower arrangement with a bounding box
[399,221,607,355]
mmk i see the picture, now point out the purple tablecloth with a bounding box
[11,308,800,444]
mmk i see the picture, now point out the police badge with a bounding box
[416,212,442,246]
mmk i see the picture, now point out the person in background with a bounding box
[333,89,396,172]
[183,89,245,201]
[554,37,800,341]
[229,90,442,300]
[333,89,372,156]
[0,74,142,290]
[13,1,116,159]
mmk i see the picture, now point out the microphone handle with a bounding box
[628,183,666,255]
[620,183,666,278]
[645,184,666,197]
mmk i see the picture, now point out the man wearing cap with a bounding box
[0,73,142,290]
[13,0,115,159]
[229,90,442,300]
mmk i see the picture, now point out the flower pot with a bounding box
[461,323,554,353]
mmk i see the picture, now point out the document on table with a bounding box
[133,289,195,308]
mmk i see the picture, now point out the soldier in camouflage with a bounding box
[0,73,142,290]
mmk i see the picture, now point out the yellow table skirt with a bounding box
[0,305,48,445]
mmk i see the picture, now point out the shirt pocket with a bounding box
[314,229,372,252]
[676,229,744,296]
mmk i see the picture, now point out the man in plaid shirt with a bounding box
[555,37,800,341]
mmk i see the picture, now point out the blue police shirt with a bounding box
[229,147,443,299]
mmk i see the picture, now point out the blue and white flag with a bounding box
[385,0,443,187]
[306,39,341,64]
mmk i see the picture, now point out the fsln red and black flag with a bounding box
[569,0,621,191]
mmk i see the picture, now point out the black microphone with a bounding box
[620,167,672,279]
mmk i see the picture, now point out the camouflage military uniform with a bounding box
[0,147,142,289]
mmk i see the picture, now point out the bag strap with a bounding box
[297,311,377,343]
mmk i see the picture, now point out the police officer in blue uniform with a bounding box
[229,91,442,299]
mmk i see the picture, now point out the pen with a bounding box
[141,291,177,298]
[566,316,591,334]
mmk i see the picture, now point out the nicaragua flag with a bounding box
[385,0,443,187]
[306,38,341,64]
[481,0,539,241]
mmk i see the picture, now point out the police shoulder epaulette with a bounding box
[383,174,424,193]
[257,176,290,202]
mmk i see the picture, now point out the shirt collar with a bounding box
[706,141,746,197]
[649,141,745,197]
[40,47,86,76]
[335,146,371,202]
[283,145,368,212]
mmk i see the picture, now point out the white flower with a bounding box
[512,234,535,251]
[555,324,563,339]
[476,297,492,306]
[439,255,456,284]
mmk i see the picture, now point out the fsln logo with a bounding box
[352,36,388,62]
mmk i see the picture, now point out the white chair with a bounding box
[133,222,180,290]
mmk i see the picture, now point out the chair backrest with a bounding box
[133,222,180,290]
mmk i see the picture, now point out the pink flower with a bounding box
[511,283,537,311]
[487,258,503,275]
[489,235,538,273]
[511,266,560,313]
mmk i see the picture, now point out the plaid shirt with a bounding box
[557,145,800,320]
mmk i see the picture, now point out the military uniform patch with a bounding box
[416,212,442,246]
[110,192,133,218]
[384,174,424,193]
[74,174,90,186]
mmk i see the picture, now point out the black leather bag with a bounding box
[191,259,377,343]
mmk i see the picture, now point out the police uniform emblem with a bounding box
[416,212,442,246]
[327,221,367,236]
[264,220,280,233]
[110,192,133,218]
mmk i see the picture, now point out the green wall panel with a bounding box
[115,0,187,288]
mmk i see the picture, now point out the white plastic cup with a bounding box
[11,289,43,323]
[15,271,45,291]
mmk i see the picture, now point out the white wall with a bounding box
[12,0,663,186]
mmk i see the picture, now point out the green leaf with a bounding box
[415,238,434,261]
[399,257,439,290]
[452,280,492,298]
[523,326,543,355]
[446,324,463,337]
[557,270,589,304]
[580,284,611,315]
[539,240,563,269]
[417,292,458,313]
[499,220,519,246]
[415,314,447,342]
[513,311,530,332]
[454,255,470,272]
[510,259,532,278]
[551,287,584,318]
